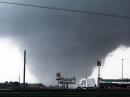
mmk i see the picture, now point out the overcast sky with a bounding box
[0,0,130,85]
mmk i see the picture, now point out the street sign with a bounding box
[56,72,61,78]
[97,61,101,66]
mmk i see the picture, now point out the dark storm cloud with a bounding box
[0,0,130,85]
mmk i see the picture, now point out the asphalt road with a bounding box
[0,88,130,97]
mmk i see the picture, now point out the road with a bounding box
[0,88,130,97]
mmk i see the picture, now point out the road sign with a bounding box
[97,61,101,66]
[56,72,61,78]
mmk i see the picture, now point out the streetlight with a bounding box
[97,61,101,86]
[122,59,124,79]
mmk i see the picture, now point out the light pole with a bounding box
[97,61,101,86]
[122,59,124,79]
[23,50,26,87]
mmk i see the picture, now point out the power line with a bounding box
[0,1,130,20]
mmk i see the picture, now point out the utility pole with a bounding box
[122,59,124,79]
[23,50,26,87]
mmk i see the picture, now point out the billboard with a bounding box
[60,77,76,84]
